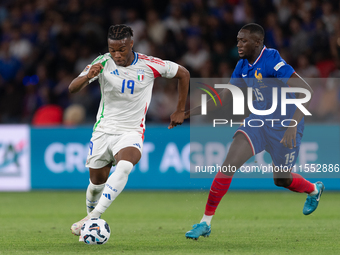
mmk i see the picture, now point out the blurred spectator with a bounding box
[182,36,209,75]
[274,0,292,25]
[296,55,320,78]
[75,46,97,74]
[210,41,229,69]
[0,0,339,124]
[0,41,21,82]
[126,9,146,42]
[218,62,233,78]
[133,28,152,55]
[63,104,86,126]
[233,0,254,25]
[164,5,189,35]
[31,104,63,126]
[289,17,310,60]
[311,18,330,63]
[186,12,202,37]
[330,18,340,62]
[9,27,32,60]
[146,10,166,45]
[0,83,23,123]
[321,1,337,34]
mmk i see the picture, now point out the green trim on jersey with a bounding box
[100,59,108,73]
[93,90,104,131]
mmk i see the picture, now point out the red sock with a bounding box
[287,173,315,193]
[205,171,232,215]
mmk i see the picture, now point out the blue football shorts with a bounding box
[234,117,304,169]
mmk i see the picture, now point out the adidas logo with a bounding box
[133,143,141,149]
[110,69,119,75]
[103,193,111,200]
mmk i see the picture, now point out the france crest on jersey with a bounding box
[229,46,302,129]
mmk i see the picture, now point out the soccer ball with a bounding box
[80,218,111,245]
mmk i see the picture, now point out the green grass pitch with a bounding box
[0,191,339,255]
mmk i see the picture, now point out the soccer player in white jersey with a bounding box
[68,24,189,238]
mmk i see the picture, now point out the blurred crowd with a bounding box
[0,0,340,125]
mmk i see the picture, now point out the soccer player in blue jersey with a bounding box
[185,23,325,240]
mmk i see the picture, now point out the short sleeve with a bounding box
[143,55,179,79]
[229,60,246,88]
[268,51,295,84]
[162,61,179,78]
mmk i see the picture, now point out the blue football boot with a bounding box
[303,181,325,215]
[185,222,211,240]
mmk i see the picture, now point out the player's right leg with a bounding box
[185,132,254,240]
[71,146,140,236]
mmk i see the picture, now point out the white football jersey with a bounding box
[79,52,179,136]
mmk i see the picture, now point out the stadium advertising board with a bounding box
[30,125,339,190]
[0,125,31,191]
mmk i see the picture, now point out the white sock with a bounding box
[309,184,318,196]
[200,214,213,226]
[92,160,133,217]
[86,180,105,214]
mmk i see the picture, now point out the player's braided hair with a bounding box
[241,23,265,39]
[108,24,134,40]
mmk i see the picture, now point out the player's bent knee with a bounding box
[273,177,291,187]
[116,160,133,175]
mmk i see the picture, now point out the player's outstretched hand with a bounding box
[87,63,103,79]
[168,110,185,129]
[280,126,297,149]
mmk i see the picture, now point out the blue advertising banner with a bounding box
[31,125,340,190]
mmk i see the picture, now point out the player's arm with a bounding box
[168,65,190,129]
[184,88,232,118]
[281,72,313,148]
[68,63,103,93]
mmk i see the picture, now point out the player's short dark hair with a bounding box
[241,23,265,39]
[108,25,134,40]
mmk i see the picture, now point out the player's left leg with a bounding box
[273,168,324,215]
[270,137,325,215]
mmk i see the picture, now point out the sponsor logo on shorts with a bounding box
[133,143,141,149]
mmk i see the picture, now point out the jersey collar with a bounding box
[248,46,266,67]
[131,51,138,65]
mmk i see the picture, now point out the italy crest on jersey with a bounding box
[137,70,145,81]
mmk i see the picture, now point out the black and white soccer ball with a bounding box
[80,218,111,245]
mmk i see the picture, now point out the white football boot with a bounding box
[70,214,93,236]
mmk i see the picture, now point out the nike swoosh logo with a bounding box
[242,74,247,77]
[316,189,322,201]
